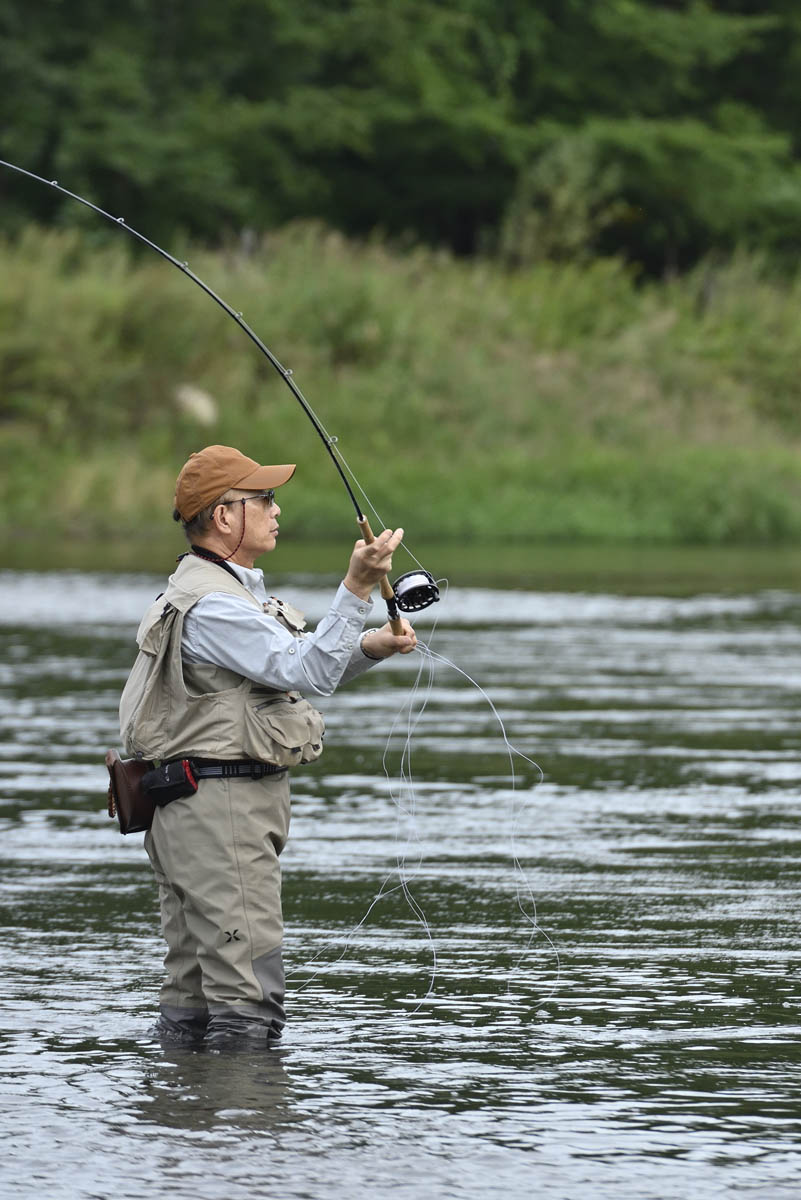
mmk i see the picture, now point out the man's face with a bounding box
[221,489,282,561]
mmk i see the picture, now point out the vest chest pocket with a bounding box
[242,694,326,767]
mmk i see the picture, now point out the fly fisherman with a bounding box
[119,444,417,1047]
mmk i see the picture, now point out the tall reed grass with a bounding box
[2,224,801,546]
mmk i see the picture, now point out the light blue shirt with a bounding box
[181,562,378,696]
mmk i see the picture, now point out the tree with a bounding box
[1,0,801,269]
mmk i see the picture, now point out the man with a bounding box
[119,444,416,1047]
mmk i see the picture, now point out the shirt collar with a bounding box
[227,561,268,600]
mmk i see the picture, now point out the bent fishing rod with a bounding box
[0,158,439,629]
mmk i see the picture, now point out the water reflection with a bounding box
[1,571,801,1198]
[137,1044,298,1134]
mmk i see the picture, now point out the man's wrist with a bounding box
[359,630,384,661]
[343,575,373,603]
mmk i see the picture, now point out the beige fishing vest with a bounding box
[119,555,325,767]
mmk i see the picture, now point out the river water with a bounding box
[1,568,800,1199]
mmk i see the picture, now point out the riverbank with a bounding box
[3,534,800,595]
[3,225,801,545]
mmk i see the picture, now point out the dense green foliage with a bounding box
[3,2,801,555]
[3,226,801,548]
[3,1,801,269]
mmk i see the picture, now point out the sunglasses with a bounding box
[220,490,276,510]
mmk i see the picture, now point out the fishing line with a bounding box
[321,436,433,577]
[366,622,560,1010]
[416,642,561,1004]
[286,594,442,1002]
[278,368,431,577]
[290,594,561,1014]
[377,604,443,1009]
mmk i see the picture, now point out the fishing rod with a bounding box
[0,158,439,629]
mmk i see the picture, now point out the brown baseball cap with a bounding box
[174,445,296,521]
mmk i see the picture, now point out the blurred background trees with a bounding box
[2,0,800,273]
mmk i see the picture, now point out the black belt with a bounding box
[174,758,287,780]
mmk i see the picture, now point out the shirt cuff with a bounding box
[359,630,383,660]
[335,581,374,620]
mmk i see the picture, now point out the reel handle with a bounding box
[357,517,404,635]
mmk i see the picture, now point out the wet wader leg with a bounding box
[144,828,209,1041]
[149,772,291,1046]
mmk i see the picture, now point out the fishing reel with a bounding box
[391,569,440,612]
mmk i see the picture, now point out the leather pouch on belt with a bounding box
[105,749,155,835]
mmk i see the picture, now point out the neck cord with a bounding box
[178,544,241,580]
[177,501,249,573]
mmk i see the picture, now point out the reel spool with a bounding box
[392,570,440,613]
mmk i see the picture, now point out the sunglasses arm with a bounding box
[357,517,404,635]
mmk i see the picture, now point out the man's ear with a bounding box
[210,502,234,535]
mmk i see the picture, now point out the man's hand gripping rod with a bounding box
[357,516,441,632]
[358,517,404,634]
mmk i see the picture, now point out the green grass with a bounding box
[3,224,801,549]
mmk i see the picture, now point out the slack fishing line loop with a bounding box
[0,157,441,623]
[285,601,442,1004]
[404,582,559,1006]
[289,600,560,1014]
[417,641,561,1005]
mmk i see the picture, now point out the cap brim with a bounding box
[234,463,296,490]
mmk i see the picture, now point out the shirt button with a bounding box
[288,647,296,655]
[358,607,366,615]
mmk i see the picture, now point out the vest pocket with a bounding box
[242,695,326,767]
